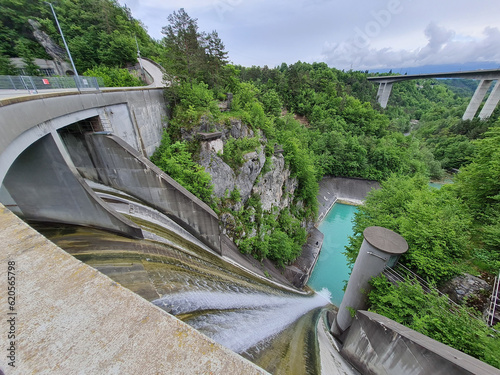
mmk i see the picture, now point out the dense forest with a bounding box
[0,0,161,82]
[2,1,499,368]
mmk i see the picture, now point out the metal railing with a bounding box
[383,263,492,327]
[0,75,104,92]
[487,271,500,326]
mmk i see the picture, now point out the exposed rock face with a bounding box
[198,120,266,203]
[28,19,68,76]
[230,119,254,139]
[199,153,235,198]
[441,273,491,305]
[236,150,266,202]
[200,147,266,202]
[252,154,297,211]
[193,118,305,248]
[200,138,223,155]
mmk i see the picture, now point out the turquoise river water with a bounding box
[308,203,358,307]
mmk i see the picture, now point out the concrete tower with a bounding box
[331,226,408,339]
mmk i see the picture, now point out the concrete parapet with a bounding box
[341,310,500,375]
[0,203,267,374]
[83,134,222,254]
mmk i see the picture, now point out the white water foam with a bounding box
[154,290,328,353]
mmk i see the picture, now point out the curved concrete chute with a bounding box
[78,133,222,254]
[1,133,143,238]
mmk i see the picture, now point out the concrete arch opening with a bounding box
[0,130,143,238]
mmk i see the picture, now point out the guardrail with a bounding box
[0,75,104,93]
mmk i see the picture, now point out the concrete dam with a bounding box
[0,87,277,373]
[1,86,499,375]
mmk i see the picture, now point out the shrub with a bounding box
[150,132,213,203]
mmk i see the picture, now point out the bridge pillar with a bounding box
[376,82,393,108]
[463,79,493,120]
[1,133,143,238]
[479,80,500,120]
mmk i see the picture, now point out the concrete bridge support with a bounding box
[479,80,500,120]
[1,133,143,238]
[376,82,393,108]
[75,133,222,254]
[463,79,493,120]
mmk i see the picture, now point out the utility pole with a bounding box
[45,2,81,92]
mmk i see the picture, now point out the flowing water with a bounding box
[33,184,335,374]
[154,288,331,354]
[308,203,358,307]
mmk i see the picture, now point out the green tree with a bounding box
[346,174,471,283]
[454,123,500,259]
[150,132,213,203]
[161,8,228,88]
[83,65,144,87]
[0,49,16,74]
[368,276,500,369]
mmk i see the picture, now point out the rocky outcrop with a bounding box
[236,150,266,202]
[441,273,491,305]
[230,119,254,139]
[252,154,298,211]
[441,273,492,318]
[28,19,68,76]
[198,120,267,203]
[200,153,235,197]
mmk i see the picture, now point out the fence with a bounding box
[0,75,104,92]
[383,263,495,327]
[487,271,500,326]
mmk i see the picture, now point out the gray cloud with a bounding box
[120,0,500,69]
[322,23,500,70]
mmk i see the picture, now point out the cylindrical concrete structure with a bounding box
[331,226,408,338]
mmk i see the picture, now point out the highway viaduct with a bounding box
[368,69,500,120]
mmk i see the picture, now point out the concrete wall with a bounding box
[1,134,142,238]
[0,88,167,185]
[0,203,267,375]
[317,177,380,222]
[82,134,222,254]
[341,311,500,375]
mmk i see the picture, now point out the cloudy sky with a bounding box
[119,0,500,72]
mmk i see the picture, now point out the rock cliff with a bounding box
[190,118,303,246]
[28,19,68,76]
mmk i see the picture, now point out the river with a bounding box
[308,203,358,307]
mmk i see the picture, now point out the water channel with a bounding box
[308,203,358,307]
[32,185,358,374]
